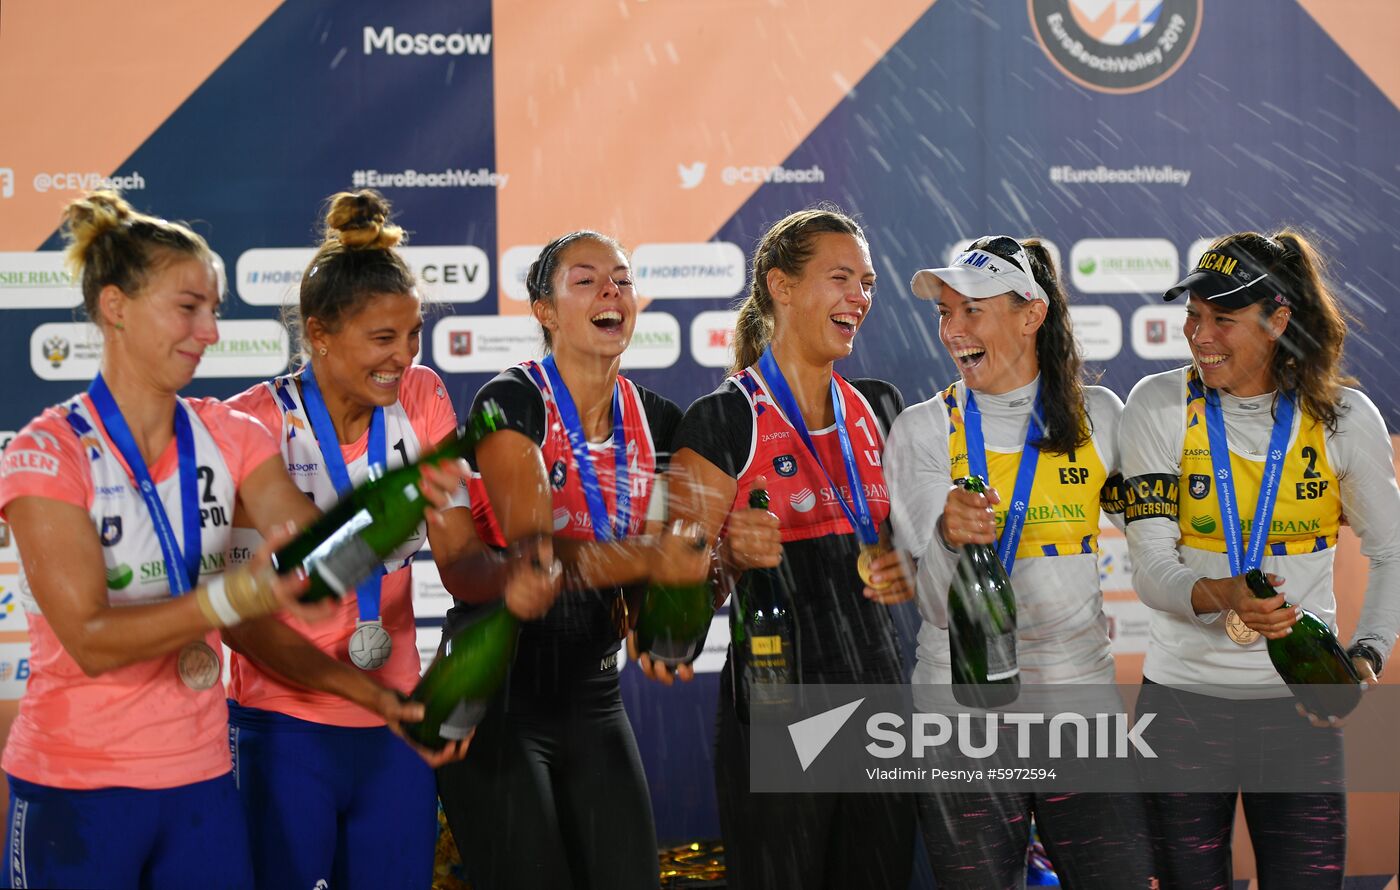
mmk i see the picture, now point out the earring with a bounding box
[318,347,327,356]
[114,322,125,332]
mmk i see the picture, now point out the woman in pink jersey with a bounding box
[222,190,559,890]
[0,191,336,890]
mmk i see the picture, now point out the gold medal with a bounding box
[857,543,892,589]
[1225,610,1260,646]
[177,641,221,690]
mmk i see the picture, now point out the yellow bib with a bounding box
[1177,372,1340,555]
[943,384,1107,560]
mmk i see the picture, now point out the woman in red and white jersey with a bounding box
[436,230,709,890]
[665,206,918,889]
[222,190,558,890]
[0,191,328,890]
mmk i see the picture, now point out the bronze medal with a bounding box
[858,543,892,589]
[177,641,221,690]
[610,593,630,642]
[1225,610,1260,646]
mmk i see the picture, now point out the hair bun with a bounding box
[324,189,404,250]
[61,190,135,275]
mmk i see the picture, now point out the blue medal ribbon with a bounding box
[1202,382,1296,576]
[300,366,387,621]
[756,349,879,546]
[88,374,200,595]
[962,385,1044,576]
[540,356,631,542]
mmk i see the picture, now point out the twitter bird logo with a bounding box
[677,162,706,189]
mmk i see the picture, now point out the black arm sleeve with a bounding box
[851,378,905,436]
[635,385,684,472]
[672,382,752,479]
[469,368,547,457]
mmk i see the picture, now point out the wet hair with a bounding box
[730,205,866,374]
[1212,230,1356,431]
[60,190,215,326]
[524,230,625,351]
[968,235,1090,455]
[286,189,415,362]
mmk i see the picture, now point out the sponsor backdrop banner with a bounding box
[3,0,1399,861]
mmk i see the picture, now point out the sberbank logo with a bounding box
[1189,515,1216,534]
[106,563,134,590]
[1070,238,1179,294]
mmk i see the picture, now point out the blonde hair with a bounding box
[61,190,214,325]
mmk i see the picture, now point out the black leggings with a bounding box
[714,667,915,890]
[436,667,659,890]
[918,791,1157,889]
[1137,679,1346,890]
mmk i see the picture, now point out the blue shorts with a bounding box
[228,703,436,890]
[3,772,252,890]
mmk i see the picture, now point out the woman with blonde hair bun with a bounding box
[0,191,329,888]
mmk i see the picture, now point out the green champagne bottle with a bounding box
[1245,569,1362,718]
[948,476,1020,708]
[733,488,796,723]
[273,401,507,603]
[402,602,519,750]
[634,477,715,666]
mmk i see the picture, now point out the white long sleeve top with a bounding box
[1120,366,1400,693]
[886,376,1124,685]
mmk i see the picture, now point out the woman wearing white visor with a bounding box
[886,235,1156,887]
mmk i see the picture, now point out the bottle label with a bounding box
[985,630,1019,682]
[751,635,783,656]
[304,508,380,595]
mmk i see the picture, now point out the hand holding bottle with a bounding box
[630,634,696,686]
[862,545,916,604]
[502,536,562,621]
[719,476,783,572]
[371,686,475,765]
[246,520,327,625]
[417,458,472,530]
[1197,573,1297,638]
[644,521,711,586]
[938,482,1001,548]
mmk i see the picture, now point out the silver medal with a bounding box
[348,619,392,671]
[177,641,221,691]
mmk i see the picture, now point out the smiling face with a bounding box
[1184,295,1289,396]
[101,255,221,393]
[769,232,876,365]
[307,291,422,409]
[936,288,1044,395]
[534,238,637,362]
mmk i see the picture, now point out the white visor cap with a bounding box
[910,245,1050,306]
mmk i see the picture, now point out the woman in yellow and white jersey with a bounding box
[1120,229,1400,888]
[887,235,1154,888]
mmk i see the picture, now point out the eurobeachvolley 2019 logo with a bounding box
[1029,0,1202,94]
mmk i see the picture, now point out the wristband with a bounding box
[196,568,279,628]
[1348,642,1384,679]
[225,566,280,620]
